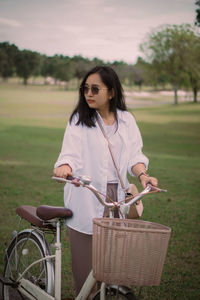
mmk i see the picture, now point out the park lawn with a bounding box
[0,83,200,299]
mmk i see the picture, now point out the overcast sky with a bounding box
[0,0,196,63]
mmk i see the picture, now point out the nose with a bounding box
[87,87,93,96]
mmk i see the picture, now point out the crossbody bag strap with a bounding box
[96,117,126,191]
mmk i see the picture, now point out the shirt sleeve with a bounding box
[54,117,83,174]
[127,113,149,176]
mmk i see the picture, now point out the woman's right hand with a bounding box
[53,164,72,179]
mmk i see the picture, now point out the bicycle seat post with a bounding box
[54,219,62,300]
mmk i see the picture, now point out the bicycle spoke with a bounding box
[3,230,54,299]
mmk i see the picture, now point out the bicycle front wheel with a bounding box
[3,229,54,300]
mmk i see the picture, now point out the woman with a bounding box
[54,66,158,295]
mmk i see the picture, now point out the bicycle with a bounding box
[0,175,170,300]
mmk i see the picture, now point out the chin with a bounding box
[88,103,97,109]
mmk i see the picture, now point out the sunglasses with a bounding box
[81,85,109,95]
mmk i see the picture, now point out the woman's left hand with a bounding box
[140,174,158,189]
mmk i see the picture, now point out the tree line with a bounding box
[0,23,199,104]
[0,41,146,88]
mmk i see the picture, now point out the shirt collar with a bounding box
[117,109,127,123]
[96,109,126,124]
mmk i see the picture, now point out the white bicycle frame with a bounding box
[13,176,167,300]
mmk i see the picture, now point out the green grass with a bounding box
[0,83,200,299]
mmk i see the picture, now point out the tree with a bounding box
[71,56,91,86]
[184,33,200,102]
[90,57,105,69]
[0,42,19,80]
[53,55,75,84]
[195,0,200,26]
[111,61,129,84]
[140,24,200,104]
[132,57,150,89]
[41,55,57,83]
[15,50,40,84]
[122,64,136,86]
[132,66,143,89]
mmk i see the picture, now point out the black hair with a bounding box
[70,65,127,127]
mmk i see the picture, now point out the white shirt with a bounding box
[103,121,120,183]
[54,110,149,234]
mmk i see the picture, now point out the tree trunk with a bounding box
[193,87,198,103]
[173,85,178,105]
[23,77,28,85]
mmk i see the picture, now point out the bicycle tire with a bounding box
[93,286,138,300]
[3,229,55,300]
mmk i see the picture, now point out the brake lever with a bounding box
[147,184,167,193]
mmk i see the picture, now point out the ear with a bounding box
[109,88,114,99]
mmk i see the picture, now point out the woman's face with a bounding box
[84,73,112,113]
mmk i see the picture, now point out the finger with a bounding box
[67,167,72,177]
[62,171,72,179]
[53,168,58,176]
[54,169,62,177]
[149,177,158,187]
[62,166,72,178]
[141,180,147,189]
[72,178,81,187]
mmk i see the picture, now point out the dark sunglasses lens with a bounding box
[83,86,89,94]
[91,86,99,94]
[83,86,99,95]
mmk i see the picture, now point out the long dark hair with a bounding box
[70,66,127,127]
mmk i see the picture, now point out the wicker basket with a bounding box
[92,218,171,286]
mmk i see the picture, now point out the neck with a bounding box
[98,110,115,125]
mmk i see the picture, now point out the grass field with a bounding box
[0,83,200,299]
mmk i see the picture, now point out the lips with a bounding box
[87,99,95,104]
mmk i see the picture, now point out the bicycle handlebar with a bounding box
[52,176,167,210]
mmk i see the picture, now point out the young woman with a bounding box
[54,66,158,295]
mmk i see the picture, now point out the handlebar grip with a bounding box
[52,176,75,183]
[66,175,75,181]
